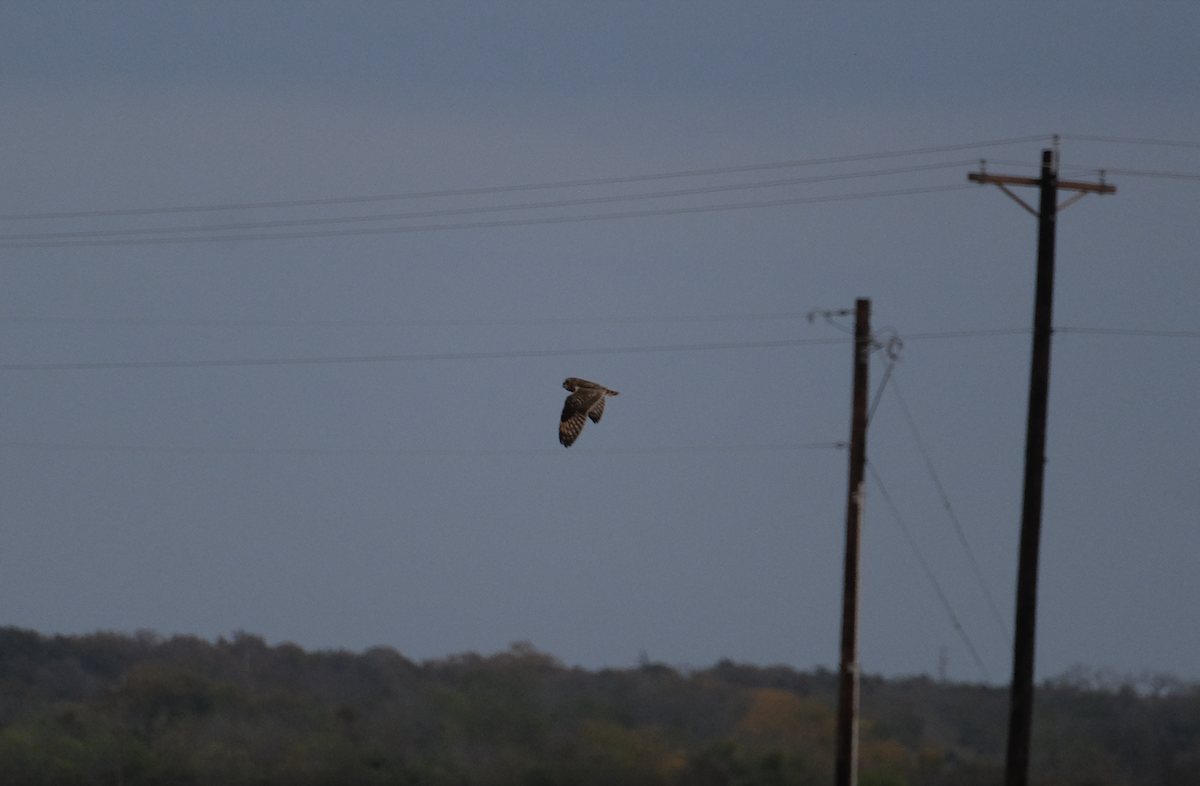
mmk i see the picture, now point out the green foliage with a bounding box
[0,627,1197,786]
[859,770,907,786]
[0,707,157,786]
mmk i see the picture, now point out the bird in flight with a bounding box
[559,378,619,447]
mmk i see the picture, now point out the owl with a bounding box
[559,378,619,447]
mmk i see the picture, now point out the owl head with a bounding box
[563,378,580,392]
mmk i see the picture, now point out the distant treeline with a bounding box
[0,627,1197,785]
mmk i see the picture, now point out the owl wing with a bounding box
[559,391,592,447]
[587,392,606,424]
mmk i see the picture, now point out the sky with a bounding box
[1,2,1198,685]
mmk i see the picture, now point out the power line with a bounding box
[866,460,992,681]
[0,312,821,328]
[4,325,1194,372]
[0,135,1051,222]
[1056,326,1200,339]
[867,346,898,424]
[0,161,977,245]
[1057,133,1200,149]
[0,336,850,372]
[0,183,976,249]
[903,329,1030,341]
[889,375,1011,643]
[5,321,1193,339]
[1034,161,1200,181]
[0,323,1187,376]
[984,162,1200,182]
[1078,167,1200,181]
[0,440,846,457]
[904,327,1200,341]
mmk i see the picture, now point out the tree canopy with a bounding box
[1,627,1196,785]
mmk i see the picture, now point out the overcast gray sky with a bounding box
[1,2,1198,684]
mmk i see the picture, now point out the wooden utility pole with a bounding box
[835,297,870,786]
[968,149,1114,786]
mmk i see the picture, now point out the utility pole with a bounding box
[835,297,870,786]
[968,148,1114,786]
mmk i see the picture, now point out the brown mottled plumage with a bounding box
[559,377,619,447]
